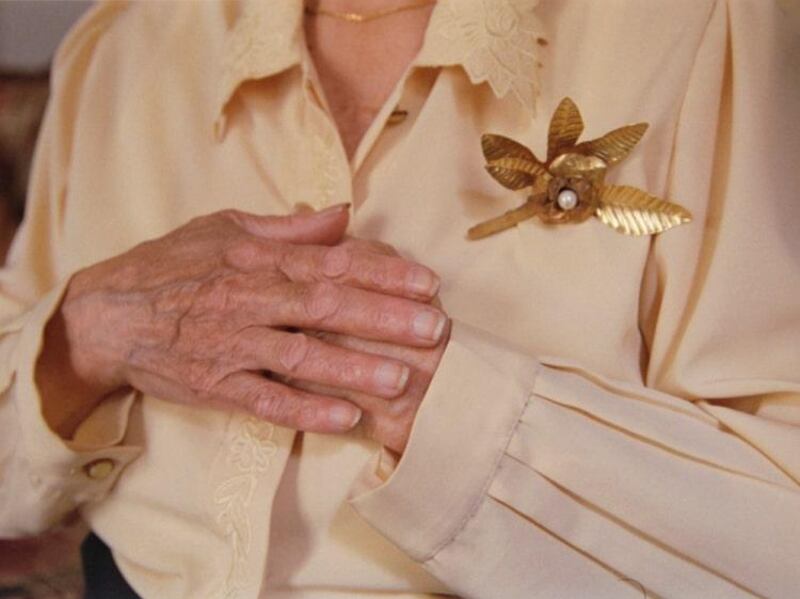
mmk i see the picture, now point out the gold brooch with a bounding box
[468,97,692,240]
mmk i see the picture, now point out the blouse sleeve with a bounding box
[0,3,140,538]
[349,2,800,597]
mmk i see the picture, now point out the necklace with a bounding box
[304,1,436,23]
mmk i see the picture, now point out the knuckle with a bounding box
[276,333,310,373]
[297,403,319,429]
[375,305,396,329]
[215,208,245,225]
[273,242,295,276]
[340,359,363,385]
[315,349,360,386]
[252,396,278,421]
[252,387,318,430]
[368,264,390,288]
[223,238,262,270]
[303,282,341,321]
[238,383,268,412]
[254,392,293,425]
[321,246,352,278]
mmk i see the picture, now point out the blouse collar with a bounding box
[214,0,544,135]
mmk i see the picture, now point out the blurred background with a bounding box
[1,4,90,598]
[0,1,90,264]
[0,1,91,69]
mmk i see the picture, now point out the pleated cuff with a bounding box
[349,320,539,561]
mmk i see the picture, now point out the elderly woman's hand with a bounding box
[293,328,449,455]
[280,237,450,455]
[36,206,447,437]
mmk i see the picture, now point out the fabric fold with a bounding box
[349,320,539,561]
[1,281,141,536]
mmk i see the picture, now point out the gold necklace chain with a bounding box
[304,1,436,23]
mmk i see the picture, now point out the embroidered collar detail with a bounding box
[215,1,304,138]
[214,0,545,136]
[416,0,544,116]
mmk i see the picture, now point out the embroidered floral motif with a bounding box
[228,419,278,472]
[214,417,277,598]
[214,475,255,597]
[422,0,544,113]
[312,130,340,206]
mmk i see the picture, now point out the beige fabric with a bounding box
[0,0,798,597]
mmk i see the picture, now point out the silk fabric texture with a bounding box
[0,1,798,597]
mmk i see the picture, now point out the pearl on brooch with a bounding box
[556,188,578,211]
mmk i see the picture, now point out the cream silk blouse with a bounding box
[0,1,798,598]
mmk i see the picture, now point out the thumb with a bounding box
[238,203,350,245]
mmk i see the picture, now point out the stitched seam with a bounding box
[423,359,543,561]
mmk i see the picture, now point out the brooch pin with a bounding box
[468,97,692,240]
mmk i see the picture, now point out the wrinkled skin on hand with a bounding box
[286,238,450,454]
[38,207,448,438]
[296,327,449,455]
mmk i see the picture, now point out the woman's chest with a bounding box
[60,0,713,383]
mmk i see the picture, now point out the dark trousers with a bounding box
[80,533,141,599]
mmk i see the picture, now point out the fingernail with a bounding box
[406,267,440,296]
[329,405,361,430]
[412,310,447,342]
[315,203,351,217]
[375,362,410,393]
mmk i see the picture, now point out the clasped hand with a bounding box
[39,205,449,454]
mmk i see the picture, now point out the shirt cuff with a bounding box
[12,281,141,507]
[349,320,540,561]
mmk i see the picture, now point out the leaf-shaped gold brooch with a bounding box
[468,97,692,240]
